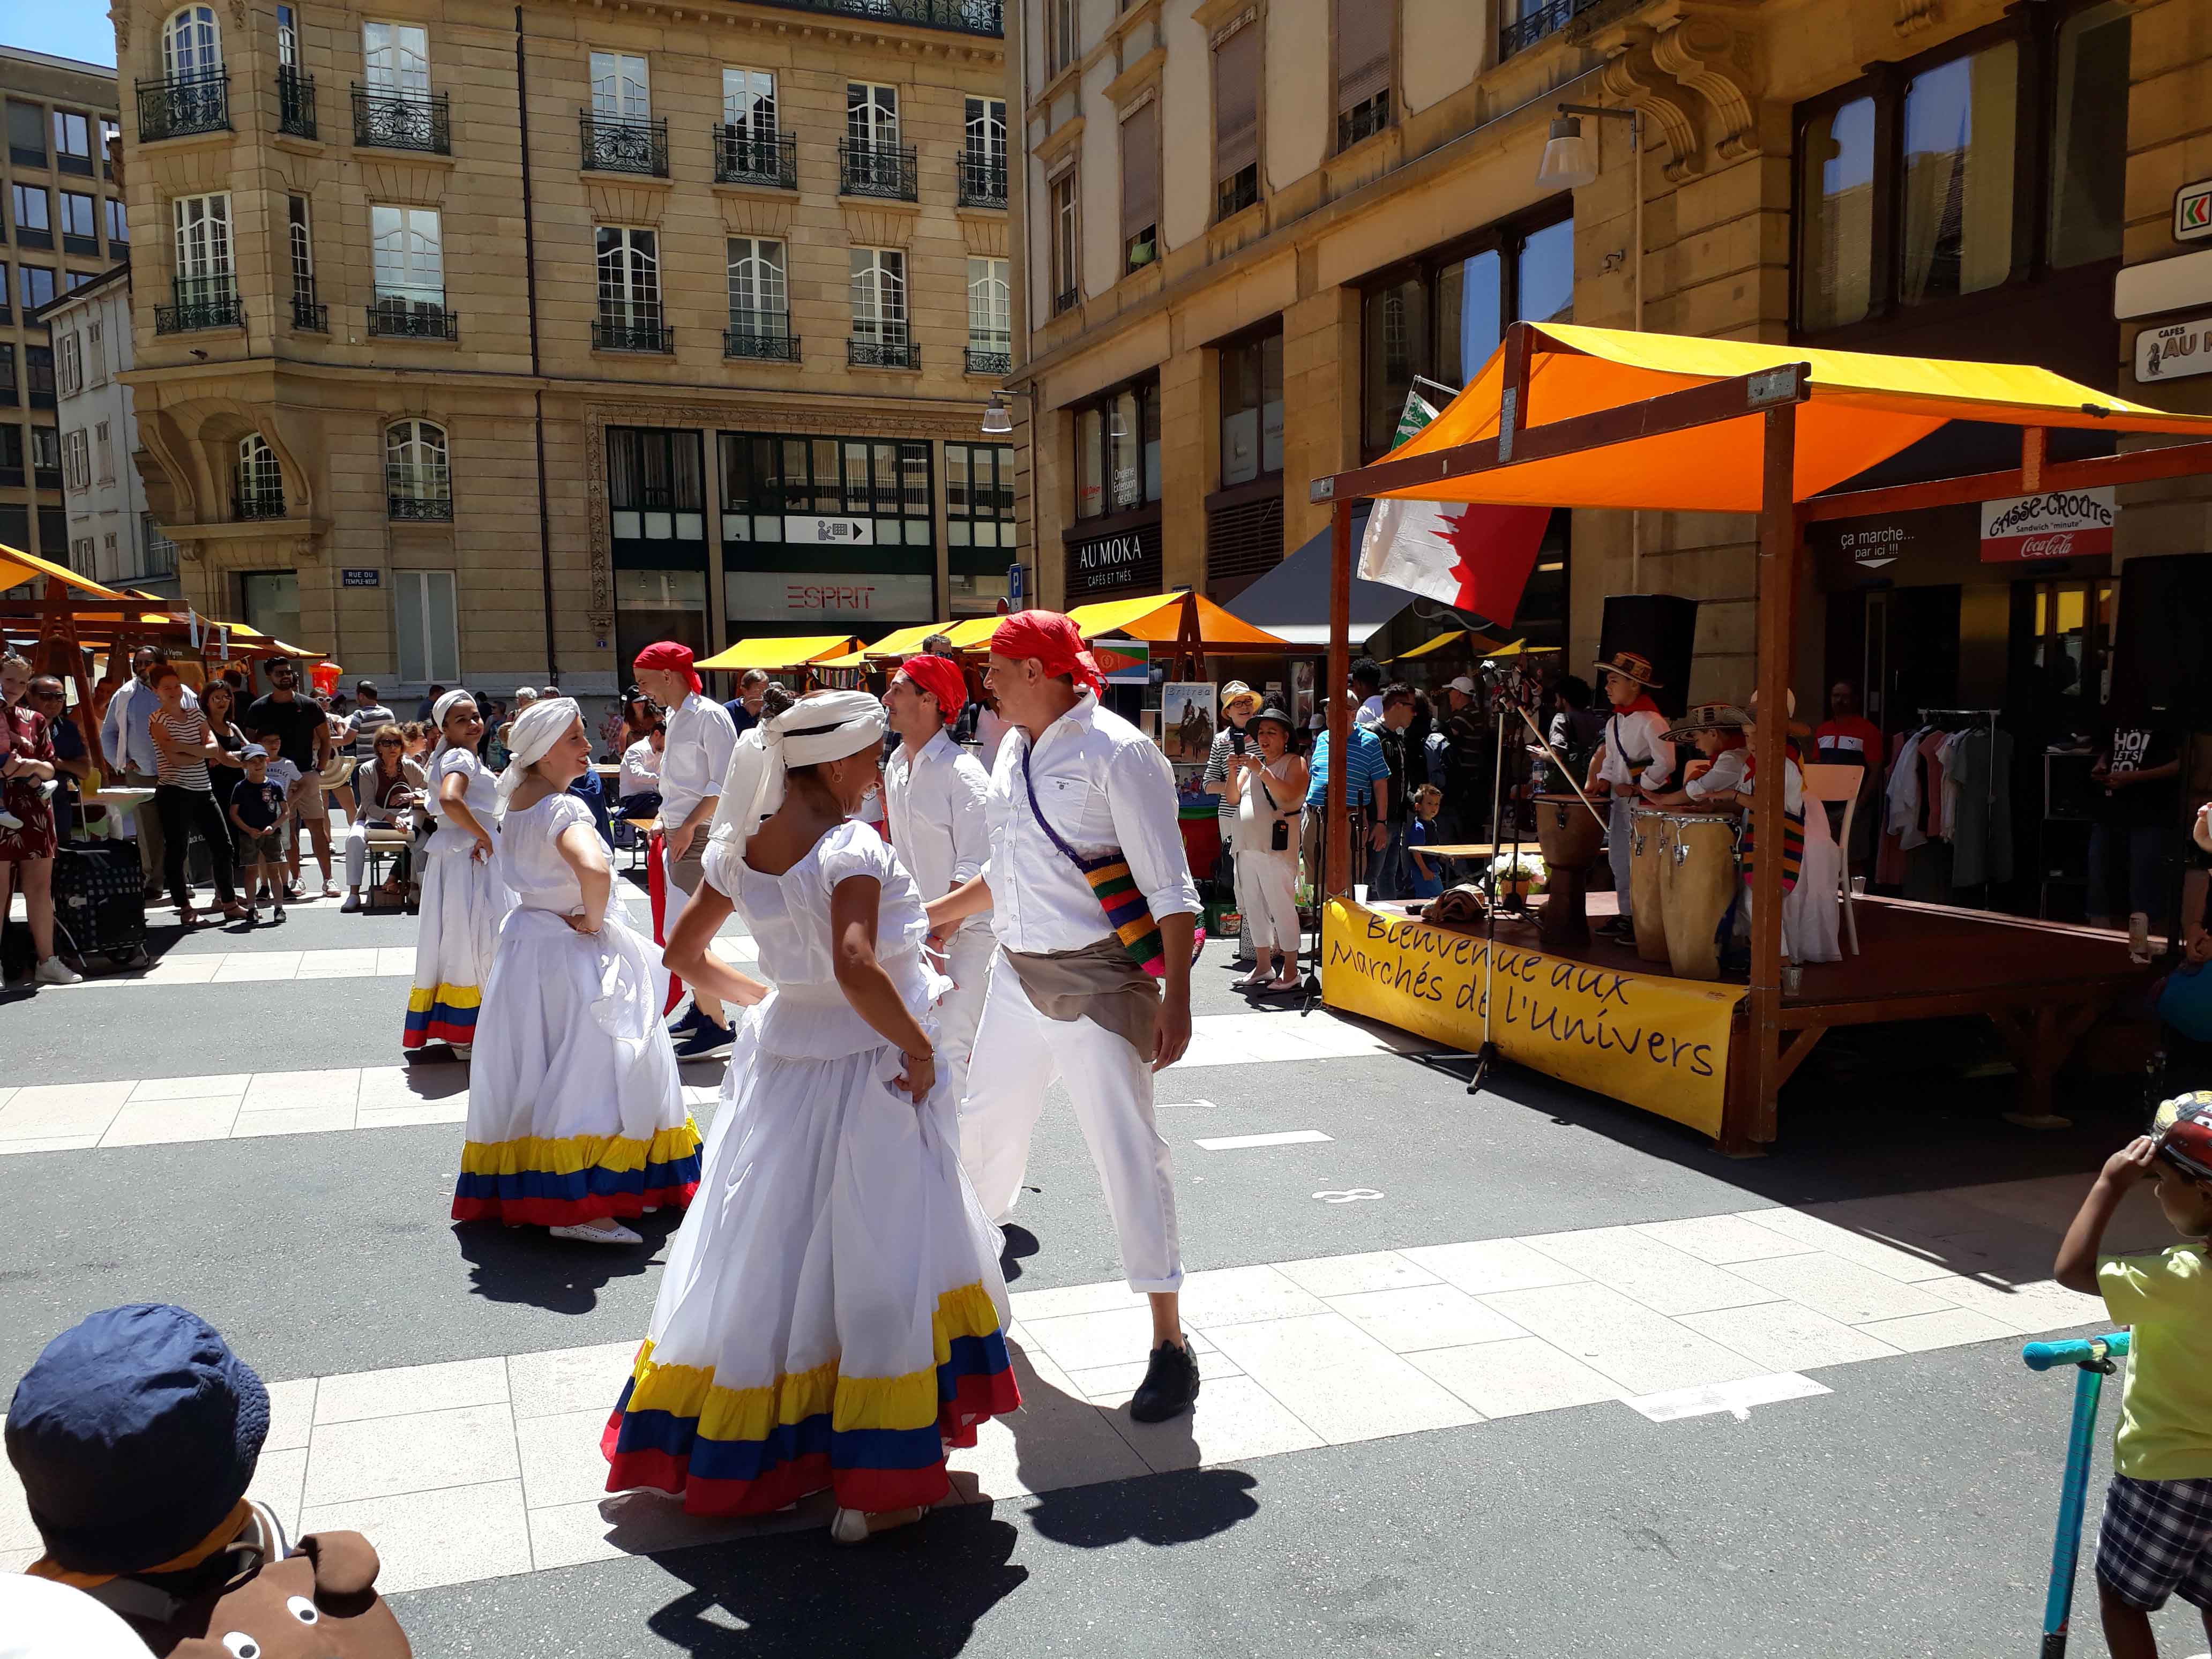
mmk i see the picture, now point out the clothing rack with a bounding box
[1916,707,2002,912]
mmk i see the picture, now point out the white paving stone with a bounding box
[1736,1207,1957,1283]
[1678,1302,1902,1373]
[230,1103,360,1139]
[249,1448,309,1541]
[517,1408,621,1509]
[0,1080,132,1141]
[1274,1250,1441,1297]
[508,1342,638,1421]
[241,1068,363,1111]
[1726,1252,1961,1326]
[99,1097,245,1147]
[315,1355,510,1424]
[1633,1213,1821,1265]
[1521,1226,1783,1317]
[1326,1284,1527,1354]
[1409,1337,1626,1418]
[1478,1281,1773,1397]
[1400,1237,1588,1297]
[265,1378,318,1452]
[1916,1275,2108,1336]
[299,1481,533,1595]
[304,1403,520,1506]
[127,1072,252,1103]
[1097,1376,1325,1471]
[1174,1264,1328,1327]
[1856,1307,2019,1352]
[1204,1312,1482,1444]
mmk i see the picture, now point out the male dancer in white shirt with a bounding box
[926,610,1200,1423]
[634,641,739,1059]
[882,652,994,1119]
[1585,649,1676,941]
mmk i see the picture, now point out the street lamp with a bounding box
[1536,113,1598,191]
[981,388,1032,435]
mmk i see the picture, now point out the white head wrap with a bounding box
[427,688,476,767]
[708,690,886,847]
[493,696,582,814]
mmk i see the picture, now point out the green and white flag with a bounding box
[1391,375,1461,449]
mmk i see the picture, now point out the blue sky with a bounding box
[3,11,118,70]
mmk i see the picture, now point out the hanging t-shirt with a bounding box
[2097,718,2181,830]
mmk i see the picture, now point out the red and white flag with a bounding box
[1358,499,1553,627]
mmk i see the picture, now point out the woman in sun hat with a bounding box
[1202,681,1266,965]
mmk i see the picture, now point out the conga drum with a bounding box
[1628,809,1668,963]
[1531,793,1603,950]
[1659,813,1739,981]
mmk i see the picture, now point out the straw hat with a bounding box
[1221,680,1263,713]
[1593,649,1662,689]
[1747,688,1812,738]
[1660,701,1749,745]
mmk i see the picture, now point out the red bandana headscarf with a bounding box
[896,653,968,721]
[633,640,701,697]
[991,611,1102,696]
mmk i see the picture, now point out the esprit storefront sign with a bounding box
[727,571,932,622]
[1978,488,2116,564]
[1065,524,1162,596]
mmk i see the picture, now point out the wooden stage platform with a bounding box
[1363,890,2154,1151]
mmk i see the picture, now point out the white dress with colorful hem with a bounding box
[405,748,517,1051]
[602,821,1019,1517]
[450,793,700,1225]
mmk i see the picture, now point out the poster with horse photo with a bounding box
[1162,683,1217,763]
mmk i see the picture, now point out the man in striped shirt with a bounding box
[1301,691,1391,899]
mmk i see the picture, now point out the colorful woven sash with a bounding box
[1739,805,1804,894]
[1020,742,1201,978]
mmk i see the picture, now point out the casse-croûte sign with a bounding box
[1978,488,2116,564]
[1322,899,1743,1135]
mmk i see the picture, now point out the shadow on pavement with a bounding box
[1019,1464,1260,1550]
[996,1223,1040,1284]
[453,1210,686,1314]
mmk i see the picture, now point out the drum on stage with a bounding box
[1628,808,1669,963]
[1532,793,1604,951]
[1657,812,1739,982]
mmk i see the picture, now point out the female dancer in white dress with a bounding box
[404,691,515,1057]
[603,691,1018,1542]
[451,698,701,1243]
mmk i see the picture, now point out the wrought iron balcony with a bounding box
[848,335,919,370]
[1498,0,1605,59]
[353,85,450,153]
[368,297,459,340]
[964,346,1012,376]
[714,126,796,188]
[1337,91,1389,151]
[137,72,230,142]
[839,138,917,201]
[745,0,1000,33]
[386,489,453,522]
[155,275,243,334]
[291,293,327,332]
[594,317,674,353]
[233,484,288,521]
[956,154,1007,210]
[582,111,669,176]
[1052,286,1078,317]
[724,318,800,362]
[278,66,317,139]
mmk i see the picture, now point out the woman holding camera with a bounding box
[1225,699,1307,992]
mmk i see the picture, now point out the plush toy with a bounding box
[155,1532,410,1659]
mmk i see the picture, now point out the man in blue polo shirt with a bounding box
[1302,690,1391,899]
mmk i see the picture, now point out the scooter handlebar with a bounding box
[2023,1332,2131,1371]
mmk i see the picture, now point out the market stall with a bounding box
[1310,323,2212,1152]
[694,634,862,690]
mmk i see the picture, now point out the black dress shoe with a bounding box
[1128,1339,1200,1423]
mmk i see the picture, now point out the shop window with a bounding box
[1799,96,1875,332]
[2047,2,2131,271]
[1072,378,1160,521]
[606,427,704,544]
[946,442,1014,549]
[1119,100,1160,273]
[1901,43,2019,305]
[1219,330,1283,487]
[1212,20,1260,221]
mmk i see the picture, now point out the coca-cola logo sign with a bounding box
[1979,488,2116,564]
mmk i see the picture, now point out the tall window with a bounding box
[51,110,92,174]
[590,51,650,119]
[1047,0,1077,75]
[0,425,19,481]
[162,6,222,78]
[962,96,1006,205]
[723,68,774,134]
[57,332,81,398]
[726,236,788,335]
[2048,3,2131,269]
[235,432,283,518]
[1220,331,1283,487]
[24,346,53,408]
[276,4,298,66]
[850,248,907,344]
[287,195,315,313]
[1213,19,1260,220]
[30,425,60,481]
[370,204,442,307]
[12,185,50,247]
[6,101,44,167]
[0,346,14,405]
[1335,0,1393,150]
[945,442,1014,548]
[1050,170,1079,311]
[105,199,129,246]
[172,193,231,283]
[385,419,451,520]
[95,419,112,483]
[87,320,104,383]
[98,118,119,175]
[1901,44,2019,305]
[1799,96,1874,332]
[1073,379,1161,521]
[62,429,89,492]
[1119,100,1160,272]
[606,427,705,543]
[846,82,898,148]
[17,267,55,315]
[58,192,94,249]
[967,256,1010,357]
[595,227,661,327]
[364,22,430,99]
[393,570,459,686]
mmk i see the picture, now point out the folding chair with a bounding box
[1800,762,1861,956]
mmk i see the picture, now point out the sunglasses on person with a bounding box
[376,736,402,749]
[28,688,64,701]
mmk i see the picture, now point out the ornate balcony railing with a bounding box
[714,126,796,188]
[582,111,669,176]
[848,335,919,370]
[368,297,459,340]
[290,294,327,332]
[750,0,1000,32]
[1498,0,1605,59]
[233,483,287,521]
[137,72,230,142]
[964,346,1012,376]
[839,138,917,201]
[724,318,800,361]
[956,154,1006,210]
[277,66,317,139]
[386,489,453,522]
[1052,286,1078,317]
[352,85,449,153]
[594,317,674,353]
[155,275,243,334]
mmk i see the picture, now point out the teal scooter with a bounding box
[2022,1332,2131,1659]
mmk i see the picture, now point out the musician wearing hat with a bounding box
[1585,650,1675,940]
[1638,703,1750,813]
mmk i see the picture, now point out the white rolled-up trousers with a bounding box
[957,947,1184,1293]
[936,922,995,1131]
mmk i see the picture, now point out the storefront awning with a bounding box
[1221,505,1414,648]
[0,543,132,600]
[696,634,862,671]
[1365,324,2212,514]
[861,622,954,660]
[1062,591,1291,651]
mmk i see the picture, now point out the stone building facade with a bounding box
[118,0,1011,694]
[46,264,179,596]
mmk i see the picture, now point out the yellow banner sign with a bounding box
[1321,899,1745,1137]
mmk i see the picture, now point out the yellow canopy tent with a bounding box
[1396,627,1523,660]
[809,648,871,670]
[696,635,861,671]
[940,616,1007,651]
[861,622,955,660]
[0,543,133,600]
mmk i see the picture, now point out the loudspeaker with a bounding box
[2111,554,2212,726]
[1597,594,1699,720]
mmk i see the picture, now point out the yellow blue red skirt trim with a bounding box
[450,1122,703,1225]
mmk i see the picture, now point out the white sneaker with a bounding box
[0,811,19,831]
[549,1221,643,1245]
[34,956,83,987]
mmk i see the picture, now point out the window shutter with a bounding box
[1335,0,1391,115]
[1120,100,1160,247]
[1213,23,1259,181]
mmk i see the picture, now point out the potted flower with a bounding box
[1489,849,1546,904]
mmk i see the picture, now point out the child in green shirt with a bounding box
[2055,1096,2212,1658]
